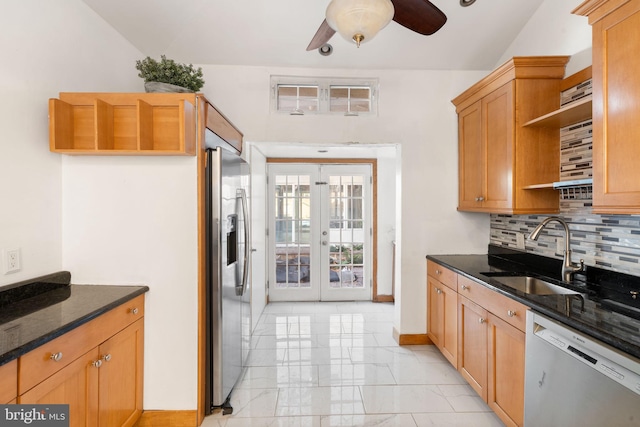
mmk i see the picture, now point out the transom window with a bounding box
[271,76,378,116]
[277,85,319,114]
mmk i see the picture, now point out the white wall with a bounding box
[62,156,198,409]
[496,0,592,72]
[0,0,199,412]
[198,66,491,336]
[0,0,142,286]
[247,144,267,331]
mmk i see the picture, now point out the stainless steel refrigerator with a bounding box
[205,135,250,415]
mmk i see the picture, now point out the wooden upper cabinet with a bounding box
[483,83,514,211]
[452,56,570,214]
[458,101,484,210]
[49,93,198,155]
[575,0,640,213]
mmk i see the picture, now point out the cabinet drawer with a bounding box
[0,359,18,403]
[427,260,457,291]
[19,295,144,394]
[458,276,528,332]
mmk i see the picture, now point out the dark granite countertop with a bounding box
[0,271,149,366]
[427,245,640,360]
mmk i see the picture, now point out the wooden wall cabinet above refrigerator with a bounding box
[452,56,570,214]
[575,0,640,213]
[48,92,243,156]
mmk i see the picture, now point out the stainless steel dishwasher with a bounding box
[525,311,640,426]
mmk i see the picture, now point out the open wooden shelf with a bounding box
[49,93,196,155]
[523,94,592,128]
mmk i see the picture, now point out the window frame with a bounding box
[270,75,379,116]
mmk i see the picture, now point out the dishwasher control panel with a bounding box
[534,320,640,395]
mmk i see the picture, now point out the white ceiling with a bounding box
[81,0,546,71]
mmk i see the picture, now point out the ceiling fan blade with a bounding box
[306,19,336,51]
[391,0,447,35]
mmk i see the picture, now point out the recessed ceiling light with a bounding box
[460,0,476,6]
[318,44,333,56]
[318,149,329,153]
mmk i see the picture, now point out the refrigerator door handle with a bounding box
[237,188,250,296]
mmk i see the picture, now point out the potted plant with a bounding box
[135,55,205,93]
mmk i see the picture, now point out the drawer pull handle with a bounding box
[50,352,63,362]
[478,318,486,324]
[102,354,112,362]
[507,310,516,317]
[435,269,441,275]
[130,307,139,315]
[92,359,103,368]
[631,291,639,300]
[461,285,469,291]
[436,288,442,294]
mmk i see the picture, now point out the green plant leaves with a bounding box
[135,55,205,91]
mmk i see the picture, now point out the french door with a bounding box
[268,163,372,301]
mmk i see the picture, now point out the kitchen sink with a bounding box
[492,275,580,296]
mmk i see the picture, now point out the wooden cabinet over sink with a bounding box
[574,0,640,213]
[452,56,570,214]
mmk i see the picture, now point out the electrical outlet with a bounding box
[556,237,564,254]
[516,233,525,250]
[4,248,21,274]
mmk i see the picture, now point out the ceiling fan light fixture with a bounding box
[326,0,394,48]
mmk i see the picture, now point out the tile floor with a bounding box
[203,301,504,427]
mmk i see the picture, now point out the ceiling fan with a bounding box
[306,0,447,50]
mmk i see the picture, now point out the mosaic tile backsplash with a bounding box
[490,81,640,277]
[490,213,640,277]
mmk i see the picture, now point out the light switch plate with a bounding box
[557,237,564,254]
[516,233,525,250]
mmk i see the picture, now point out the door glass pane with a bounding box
[328,175,365,289]
[274,175,311,289]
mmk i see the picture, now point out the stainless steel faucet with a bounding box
[528,216,584,282]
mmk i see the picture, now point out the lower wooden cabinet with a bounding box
[20,349,100,427]
[0,359,18,403]
[17,295,144,427]
[488,313,525,427]
[458,295,488,400]
[98,319,144,427]
[427,275,458,366]
[426,261,527,427]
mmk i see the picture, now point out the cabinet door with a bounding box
[440,283,458,367]
[457,295,488,401]
[427,276,444,348]
[482,82,514,211]
[591,1,640,213]
[19,349,100,427]
[0,359,17,404]
[487,313,525,427]
[98,319,144,427]
[457,100,484,210]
